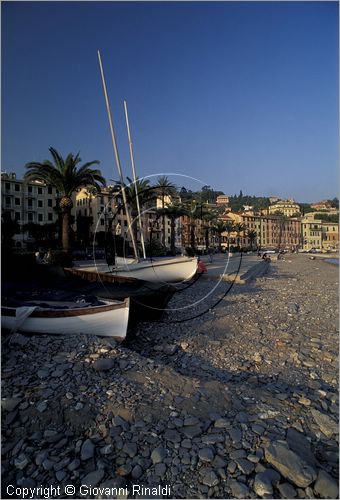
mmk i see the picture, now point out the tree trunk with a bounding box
[218,233,222,252]
[162,195,165,250]
[205,227,209,250]
[190,222,196,251]
[62,210,70,252]
[170,218,176,256]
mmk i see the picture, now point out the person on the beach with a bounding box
[35,251,44,264]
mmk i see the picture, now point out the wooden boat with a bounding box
[1,296,130,341]
[73,256,199,283]
[2,254,176,325]
[63,266,176,320]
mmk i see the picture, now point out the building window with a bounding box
[38,187,43,195]
[100,219,104,226]
[15,212,20,220]
[5,182,10,190]
[5,196,11,206]
[48,186,52,194]
[28,199,33,208]
[15,184,20,191]
[28,186,33,193]
[38,214,43,222]
[28,213,33,222]
[124,220,127,227]
[48,199,53,207]
[38,200,43,208]
[15,198,20,205]
[48,213,53,221]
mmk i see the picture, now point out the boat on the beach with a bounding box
[2,254,176,325]
[1,293,130,341]
[63,265,176,319]
[73,256,199,283]
[96,54,200,285]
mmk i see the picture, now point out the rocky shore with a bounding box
[2,254,339,499]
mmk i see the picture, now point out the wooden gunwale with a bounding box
[64,268,138,284]
[1,299,128,319]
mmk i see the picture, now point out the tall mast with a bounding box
[123,100,146,260]
[97,50,139,260]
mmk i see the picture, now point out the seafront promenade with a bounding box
[2,254,338,499]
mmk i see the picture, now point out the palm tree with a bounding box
[202,209,218,251]
[25,147,105,252]
[247,229,257,250]
[184,201,204,251]
[212,220,227,252]
[234,222,247,249]
[224,220,236,248]
[158,203,188,255]
[155,176,176,247]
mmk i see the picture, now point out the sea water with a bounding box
[325,258,339,266]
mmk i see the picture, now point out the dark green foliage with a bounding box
[314,213,339,223]
[300,203,314,215]
[229,194,271,212]
[329,197,339,209]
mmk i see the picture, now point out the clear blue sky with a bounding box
[2,1,338,202]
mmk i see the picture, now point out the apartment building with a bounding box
[220,212,301,249]
[301,218,339,251]
[75,187,182,251]
[1,172,76,247]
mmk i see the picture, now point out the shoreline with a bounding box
[2,254,338,499]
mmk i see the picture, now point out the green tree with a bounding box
[1,212,20,250]
[25,147,105,252]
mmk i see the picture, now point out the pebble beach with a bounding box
[2,254,339,499]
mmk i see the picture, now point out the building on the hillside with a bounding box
[1,172,76,248]
[268,199,301,217]
[302,211,339,221]
[216,194,230,206]
[269,196,281,204]
[310,200,332,211]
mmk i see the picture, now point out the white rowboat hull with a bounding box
[1,298,130,341]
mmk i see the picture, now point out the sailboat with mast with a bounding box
[84,51,199,284]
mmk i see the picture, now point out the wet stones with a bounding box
[310,409,338,438]
[151,446,167,464]
[92,358,115,371]
[80,439,95,460]
[313,470,339,499]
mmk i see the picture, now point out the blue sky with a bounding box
[2,1,338,202]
